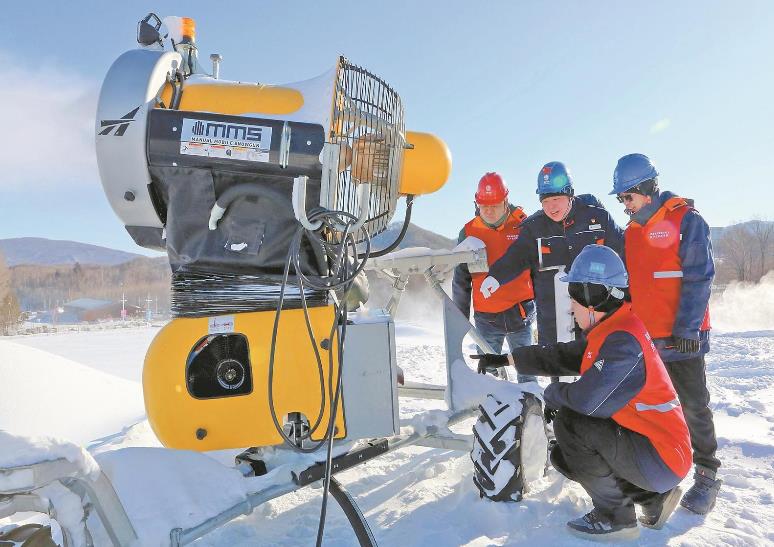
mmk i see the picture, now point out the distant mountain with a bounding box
[369,222,456,252]
[0,223,455,268]
[0,238,144,266]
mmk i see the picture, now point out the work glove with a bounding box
[470,353,513,374]
[479,276,500,299]
[673,336,701,354]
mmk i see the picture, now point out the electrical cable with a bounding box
[265,208,371,546]
[267,214,369,449]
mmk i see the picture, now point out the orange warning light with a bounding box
[181,17,196,42]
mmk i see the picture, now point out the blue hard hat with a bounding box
[536,161,573,196]
[560,244,628,288]
[610,153,659,195]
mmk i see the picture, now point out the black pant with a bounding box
[664,355,720,472]
[551,409,677,524]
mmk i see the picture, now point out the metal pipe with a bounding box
[209,54,222,79]
[398,381,445,400]
[292,176,324,231]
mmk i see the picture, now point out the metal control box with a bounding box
[341,312,400,440]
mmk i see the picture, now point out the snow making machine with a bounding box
[0,13,552,546]
[95,14,452,456]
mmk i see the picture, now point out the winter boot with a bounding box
[639,487,683,529]
[680,467,721,514]
[566,508,640,541]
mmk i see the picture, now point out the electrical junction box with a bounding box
[341,311,399,440]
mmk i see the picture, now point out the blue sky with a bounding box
[1,1,772,253]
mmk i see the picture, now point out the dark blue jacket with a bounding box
[625,191,714,361]
[487,195,624,344]
[511,325,677,492]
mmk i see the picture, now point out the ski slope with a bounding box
[1,284,774,546]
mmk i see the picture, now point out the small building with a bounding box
[62,298,142,322]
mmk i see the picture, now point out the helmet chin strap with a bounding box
[587,308,597,328]
[582,282,596,327]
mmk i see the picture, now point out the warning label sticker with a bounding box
[208,315,235,334]
[179,118,272,162]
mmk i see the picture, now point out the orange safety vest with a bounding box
[625,197,711,339]
[464,208,534,314]
[581,304,692,478]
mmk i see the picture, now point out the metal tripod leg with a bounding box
[423,268,497,413]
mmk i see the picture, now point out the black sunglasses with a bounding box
[616,194,636,203]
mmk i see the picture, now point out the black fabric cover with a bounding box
[150,166,328,277]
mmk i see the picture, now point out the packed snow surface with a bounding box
[1,286,774,545]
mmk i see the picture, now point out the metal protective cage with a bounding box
[321,57,406,242]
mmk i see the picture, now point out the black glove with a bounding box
[673,336,701,353]
[470,353,510,374]
[543,406,558,424]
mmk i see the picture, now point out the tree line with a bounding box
[10,256,171,317]
[715,220,774,284]
[0,253,21,334]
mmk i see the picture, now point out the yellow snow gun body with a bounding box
[95,15,451,452]
[144,306,344,451]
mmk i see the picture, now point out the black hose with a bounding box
[329,477,378,547]
[362,195,414,259]
[170,69,184,110]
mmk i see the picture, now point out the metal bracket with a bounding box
[292,175,371,233]
[279,122,291,168]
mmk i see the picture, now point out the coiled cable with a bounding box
[266,208,371,547]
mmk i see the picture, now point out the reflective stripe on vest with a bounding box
[653,271,683,279]
[635,398,681,413]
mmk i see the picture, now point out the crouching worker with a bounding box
[474,245,691,541]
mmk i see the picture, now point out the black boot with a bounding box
[680,467,721,515]
[566,508,639,541]
[639,487,683,529]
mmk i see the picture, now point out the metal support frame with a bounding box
[0,459,137,547]
[422,266,498,411]
[168,408,477,546]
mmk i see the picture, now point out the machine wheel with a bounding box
[470,392,549,502]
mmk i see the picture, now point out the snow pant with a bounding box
[664,355,721,473]
[474,312,537,383]
[550,408,681,524]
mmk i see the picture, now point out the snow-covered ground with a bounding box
[1,282,774,546]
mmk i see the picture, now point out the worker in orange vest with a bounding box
[475,245,690,540]
[452,172,537,383]
[611,153,720,515]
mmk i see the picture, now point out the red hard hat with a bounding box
[475,172,509,205]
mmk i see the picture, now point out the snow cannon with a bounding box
[95,14,451,451]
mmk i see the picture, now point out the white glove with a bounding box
[479,276,500,298]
